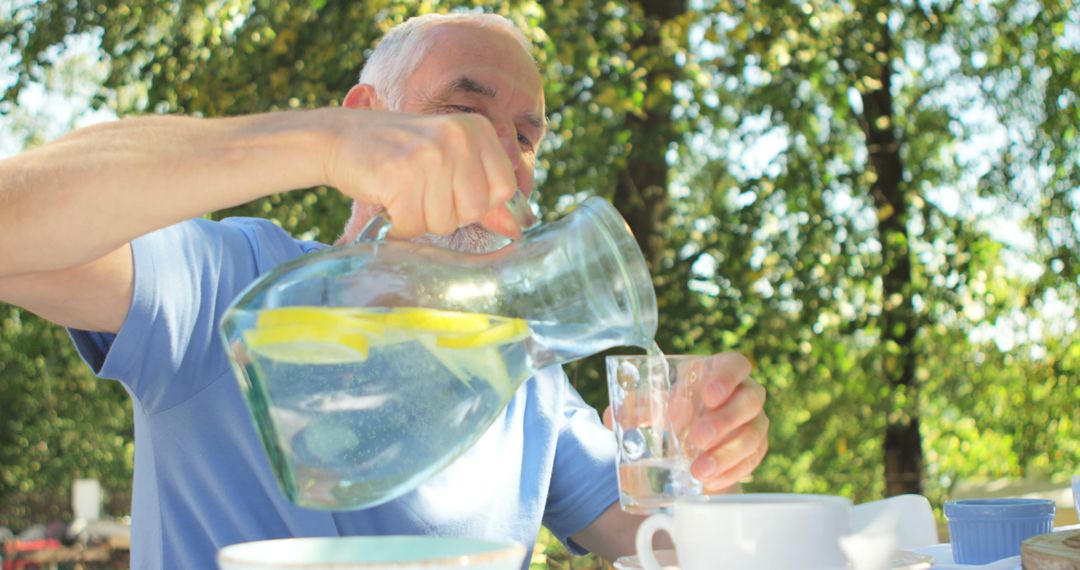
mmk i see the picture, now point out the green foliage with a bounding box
[1,0,1077,558]
[0,306,133,529]
[531,526,603,569]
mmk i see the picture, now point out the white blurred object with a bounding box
[218,536,525,570]
[614,549,678,570]
[842,504,899,570]
[843,494,941,570]
[1072,475,1079,521]
[72,478,102,521]
[854,494,939,549]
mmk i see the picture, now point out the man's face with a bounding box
[341,24,546,253]
[399,24,546,197]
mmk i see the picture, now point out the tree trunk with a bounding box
[860,23,926,497]
[614,0,686,272]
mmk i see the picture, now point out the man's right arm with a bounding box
[0,112,330,332]
[0,108,518,332]
[0,112,333,278]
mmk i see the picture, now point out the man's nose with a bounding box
[493,123,521,164]
[493,124,531,190]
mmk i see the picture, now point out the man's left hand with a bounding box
[679,353,768,492]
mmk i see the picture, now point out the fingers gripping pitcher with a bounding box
[220,197,657,510]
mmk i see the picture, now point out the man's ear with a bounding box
[343,84,383,110]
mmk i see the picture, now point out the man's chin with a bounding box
[411,224,507,254]
[336,221,506,253]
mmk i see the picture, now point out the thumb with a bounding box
[479,204,523,240]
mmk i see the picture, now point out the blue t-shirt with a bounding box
[69,218,619,569]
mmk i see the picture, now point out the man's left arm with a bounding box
[678,353,769,492]
[568,502,650,562]
[570,500,643,557]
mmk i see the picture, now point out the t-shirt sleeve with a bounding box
[68,217,324,413]
[541,376,620,555]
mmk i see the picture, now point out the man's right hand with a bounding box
[321,110,522,239]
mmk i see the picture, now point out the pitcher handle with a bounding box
[352,189,539,245]
[353,210,394,243]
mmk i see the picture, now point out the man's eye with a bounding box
[517,133,534,150]
[446,105,477,114]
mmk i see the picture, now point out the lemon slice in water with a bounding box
[435,318,529,349]
[244,324,370,364]
[256,307,386,334]
[379,307,492,333]
[423,316,529,395]
[420,338,514,395]
[246,307,525,369]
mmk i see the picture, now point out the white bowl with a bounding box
[217,535,526,570]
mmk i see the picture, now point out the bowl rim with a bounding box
[217,535,527,569]
[944,498,1056,519]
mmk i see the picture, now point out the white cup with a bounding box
[635,494,856,570]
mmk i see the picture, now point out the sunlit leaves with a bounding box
[0,0,1076,526]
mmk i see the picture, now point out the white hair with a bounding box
[358,13,535,110]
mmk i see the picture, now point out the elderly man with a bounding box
[0,13,768,569]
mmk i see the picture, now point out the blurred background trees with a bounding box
[1,0,1077,547]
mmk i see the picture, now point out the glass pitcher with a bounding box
[220,196,658,510]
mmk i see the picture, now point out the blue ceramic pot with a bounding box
[944,498,1055,564]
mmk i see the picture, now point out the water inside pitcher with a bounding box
[220,196,658,510]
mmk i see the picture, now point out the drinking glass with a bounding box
[606,354,708,514]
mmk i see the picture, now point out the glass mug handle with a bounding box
[353,189,539,244]
[635,512,677,570]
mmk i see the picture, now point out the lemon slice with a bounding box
[380,307,492,333]
[245,325,369,364]
[420,338,515,395]
[256,307,386,334]
[435,318,529,348]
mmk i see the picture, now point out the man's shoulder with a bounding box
[216,217,329,255]
[173,216,329,273]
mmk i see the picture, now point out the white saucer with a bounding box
[907,544,1020,570]
[614,549,933,569]
[613,549,678,570]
